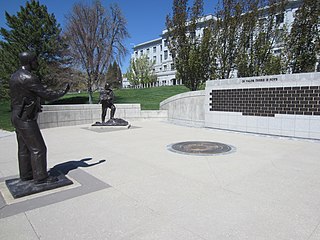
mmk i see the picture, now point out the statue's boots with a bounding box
[35,175,58,185]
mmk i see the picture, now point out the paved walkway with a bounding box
[0,129,14,138]
[1,120,320,240]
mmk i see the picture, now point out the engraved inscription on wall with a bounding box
[209,86,320,117]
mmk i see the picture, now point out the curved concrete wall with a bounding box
[160,90,205,127]
[159,72,320,140]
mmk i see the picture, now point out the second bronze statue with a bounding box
[99,83,116,122]
[92,83,129,127]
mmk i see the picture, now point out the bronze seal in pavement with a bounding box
[167,141,235,156]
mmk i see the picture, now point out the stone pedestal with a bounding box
[5,171,73,199]
[92,118,130,127]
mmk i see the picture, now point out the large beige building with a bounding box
[132,37,176,87]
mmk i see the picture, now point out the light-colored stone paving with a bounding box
[1,120,320,240]
[0,129,14,138]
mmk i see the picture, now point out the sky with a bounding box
[0,0,217,72]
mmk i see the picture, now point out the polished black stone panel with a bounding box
[210,86,320,117]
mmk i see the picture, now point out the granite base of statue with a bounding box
[92,118,130,128]
[5,169,73,199]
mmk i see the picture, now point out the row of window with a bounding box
[153,63,175,72]
[135,41,166,55]
[135,40,168,56]
[135,50,170,64]
[135,48,169,57]
[134,11,286,58]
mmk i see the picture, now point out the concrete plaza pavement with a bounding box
[1,120,320,240]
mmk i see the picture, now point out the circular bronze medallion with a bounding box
[167,141,235,156]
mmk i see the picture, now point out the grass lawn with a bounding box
[0,85,189,131]
[114,85,189,110]
[50,85,189,110]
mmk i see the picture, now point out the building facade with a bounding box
[130,0,303,87]
[131,37,177,87]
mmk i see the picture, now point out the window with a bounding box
[135,51,138,57]
[164,65,167,71]
[164,40,168,47]
[153,56,156,63]
[276,13,284,24]
[146,48,150,54]
[171,63,175,70]
[190,31,196,40]
[259,18,267,25]
[164,50,168,60]
[275,29,284,44]
[153,46,156,53]
[274,49,282,54]
[160,54,162,63]
[140,50,143,56]
[160,44,163,51]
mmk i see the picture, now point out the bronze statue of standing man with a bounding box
[92,83,129,127]
[9,52,69,184]
[99,83,116,122]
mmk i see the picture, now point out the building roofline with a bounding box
[162,14,216,35]
[133,37,162,50]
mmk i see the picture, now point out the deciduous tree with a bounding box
[286,0,320,73]
[235,0,287,77]
[127,55,156,88]
[166,0,213,90]
[211,0,243,79]
[64,0,129,103]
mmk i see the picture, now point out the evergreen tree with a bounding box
[0,47,10,100]
[0,0,71,100]
[115,62,123,88]
[106,61,122,88]
[287,0,320,73]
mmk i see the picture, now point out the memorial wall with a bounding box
[205,72,320,140]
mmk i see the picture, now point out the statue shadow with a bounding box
[49,158,106,176]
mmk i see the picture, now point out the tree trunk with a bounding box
[88,87,93,104]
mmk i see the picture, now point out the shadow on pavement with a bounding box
[50,158,106,176]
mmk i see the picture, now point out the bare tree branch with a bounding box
[64,0,129,103]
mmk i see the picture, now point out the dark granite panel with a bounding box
[209,86,320,117]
